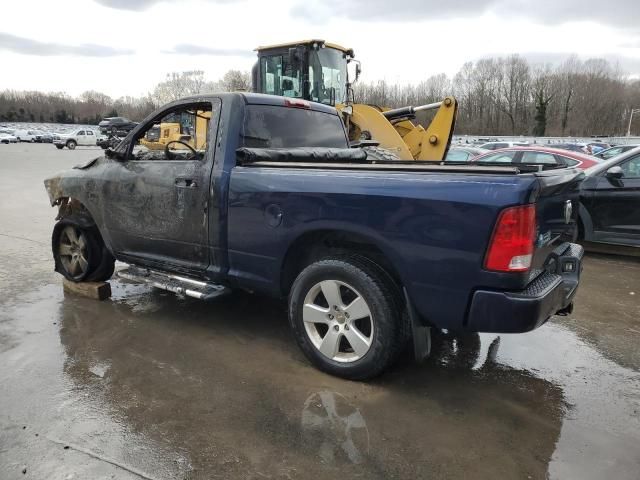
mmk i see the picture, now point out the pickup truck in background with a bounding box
[44,93,584,379]
[53,129,101,150]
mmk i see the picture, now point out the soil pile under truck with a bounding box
[251,39,458,161]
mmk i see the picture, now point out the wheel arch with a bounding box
[280,228,405,298]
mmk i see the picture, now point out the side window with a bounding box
[620,155,640,178]
[86,131,94,136]
[241,105,347,149]
[260,55,302,98]
[563,157,579,167]
[77,131,85,135]
[603,147,623,159]
[129,101,218,161]
[446,150,470,162]
[522,151,557,165]
[478,151,517,163]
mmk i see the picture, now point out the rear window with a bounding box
[241,105,347,149]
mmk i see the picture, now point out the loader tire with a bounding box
[363,146,401,162]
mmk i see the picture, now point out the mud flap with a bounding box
[404,288,431,363]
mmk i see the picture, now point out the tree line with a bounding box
[1,56,638,136]
[354,55,640,137]
[0,70,251,126]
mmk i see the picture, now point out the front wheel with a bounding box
[55,145,64,149]
[289,258,403,380]
[66,140,77,150]
[52,218,115,282]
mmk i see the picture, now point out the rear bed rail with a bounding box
[236,147,521,174]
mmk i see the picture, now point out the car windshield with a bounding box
[308,47,347,105]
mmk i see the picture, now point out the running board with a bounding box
[117,266,230,301]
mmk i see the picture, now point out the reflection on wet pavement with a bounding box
[0,273,637,479]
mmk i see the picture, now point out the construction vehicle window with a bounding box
[260,55,302,98]
[308,48,346,105]
[241,105,348,149]
[129,102,215,161]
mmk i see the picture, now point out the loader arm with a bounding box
[338,97,458,161]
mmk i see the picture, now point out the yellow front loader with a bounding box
[252,40,457,161]
[140,109,212,151]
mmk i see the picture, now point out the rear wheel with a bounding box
[66,140,77,150]
[289,258,402,380]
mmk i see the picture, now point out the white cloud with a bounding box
[0,0,638,97]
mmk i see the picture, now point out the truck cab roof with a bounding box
[177,92,339,116]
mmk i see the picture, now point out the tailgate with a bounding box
[530,168,584,273]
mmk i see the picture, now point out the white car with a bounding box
[479,141,530,150]
[13,129,39,142]
[0,132,18,144]
[53,130,98,150]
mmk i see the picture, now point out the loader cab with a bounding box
[252,40,355,106]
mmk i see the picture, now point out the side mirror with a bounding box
[606,165,624,179]
[105,146,126,161]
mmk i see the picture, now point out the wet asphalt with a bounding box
[0,143,639,479]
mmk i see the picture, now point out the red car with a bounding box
[471,146,600,170]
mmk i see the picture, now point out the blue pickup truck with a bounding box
[44,93,584,379]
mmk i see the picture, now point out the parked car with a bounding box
[472,147,600,170]
[44,93,584,379]
[576,147,640,247]
[586,142,610,155]
[444,146,489,162]
[0,132,18,144]
[552,143,590,154]
[98,117,138,136]
[594,144,640,160]
[52,130,98,149]
[479,141,530,150]
[13,129,39,142]
[34,130,54,143]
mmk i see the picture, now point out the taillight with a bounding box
[484,204,536,272]
[284,99,310,109]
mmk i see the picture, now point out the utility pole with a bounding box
[628,108,640,137]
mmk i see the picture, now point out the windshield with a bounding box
[308,48,347,105]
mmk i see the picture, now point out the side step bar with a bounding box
[117,266,230,301]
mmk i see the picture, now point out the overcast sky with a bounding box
[1,0,639,98]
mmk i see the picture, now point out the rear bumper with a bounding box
[466,243,584,333]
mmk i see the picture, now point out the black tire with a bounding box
[55,145,64,150]
[86,244,115,282]
[66,140,77,150]
[363,146,401,161]
[289,258,403,380]
[52,217,115,282]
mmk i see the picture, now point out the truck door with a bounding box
[588,154,640,243]
[76,131,88,145]
[85,130,96,145]
[100,99,220,273]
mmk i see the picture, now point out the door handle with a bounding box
[175,178,198,189]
